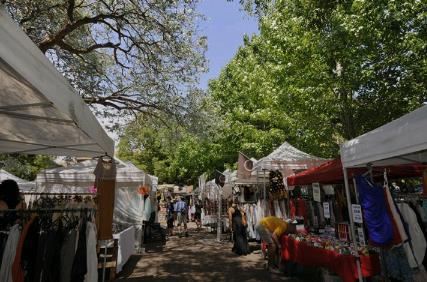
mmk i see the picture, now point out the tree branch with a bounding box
[67,0,75,22]
[38,13,125,53]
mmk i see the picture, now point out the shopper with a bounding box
[255,216,296,272]
[228,200,249,255]
[194,201,202,230]
[166,197,175,236]
[0,179,25,226]
[174,196,188,237]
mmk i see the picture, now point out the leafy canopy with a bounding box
[3,0,207,121]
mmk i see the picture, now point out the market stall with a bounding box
[340,105,427,281]
[0,7,115,282]
[35,159,158,272]
[284,157,427,281]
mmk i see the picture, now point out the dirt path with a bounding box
[115,223,301,282]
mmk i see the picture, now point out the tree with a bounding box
[0,154,56,180]
[117,88,230,184]
[211,0,427,158]
[3,0,207,119]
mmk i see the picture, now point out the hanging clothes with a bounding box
[12,217,38,282]
[71,220,88,282]
[296,198,306,219]
[356,175,393,246]
[289,199,296,219]
[397,202,427,268]
[0,224,20,282]
[274,200,283,219]
[384,185,408,244]
[60,229,78,282]
[85,222,98,282]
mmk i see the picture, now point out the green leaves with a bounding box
[119,0,426,184]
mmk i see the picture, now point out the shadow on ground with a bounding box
[116,226,303,282]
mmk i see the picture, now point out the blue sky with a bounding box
[197,0,259,89]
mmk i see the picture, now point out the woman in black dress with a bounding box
[228,202,249,255]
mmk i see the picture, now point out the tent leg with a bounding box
[263,169,267,213]
[343,168,363,282]
[217,184,221,242]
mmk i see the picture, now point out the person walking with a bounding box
[174,196,188,237]
[194,201,202,230]
[166,197,175,237]
[228,201,249,255]
[255,216,296,272]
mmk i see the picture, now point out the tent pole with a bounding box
[217,184,221,242]
[343,168,363,282]
[263,169,267,213]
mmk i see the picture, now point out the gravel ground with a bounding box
[115,223,304,282]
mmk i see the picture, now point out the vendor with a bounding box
[256,216,296,272]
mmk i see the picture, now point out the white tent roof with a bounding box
[0,8,113,157]
[36,159,147,192]
[341,105,427,168]
[257,141,326,171]
[0,169,35,191]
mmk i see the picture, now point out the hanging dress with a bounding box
[356,175,393,245]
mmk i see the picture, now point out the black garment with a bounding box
[22,217,40,282]
[34,231,49,282]
[41,229,64,282]
[0,232,8,268]
[195,204,202,220]
[231,209,249,255]
[71,220,87,282]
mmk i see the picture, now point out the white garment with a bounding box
[85,222,98,282]
[244,205,256,239]
[113,226,135,273]
[384,186,408,242]
[142,196,152,222]
[0,224,21,282]
[397,203,427,268]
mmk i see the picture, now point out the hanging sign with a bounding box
[312,182,321,202]
[323,202,330,219]
[357,227,366,246]
[352,204,363,223]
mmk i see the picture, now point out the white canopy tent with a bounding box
[36,158,158,228]
[340,105,427,282]
[0,8,113,157]
[35,159,146,193]
[0,169,35,191]
[341,105,427,168]
[256,141,326,175]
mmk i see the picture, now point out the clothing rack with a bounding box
[0,208,97,213]
[22,192,96,196]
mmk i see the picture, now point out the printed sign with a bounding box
[323,202,330,219]
[352,204,363,223]
[312,182,321,202]
[357,227,366,246]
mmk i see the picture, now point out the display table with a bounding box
[113,226,136,273]
[281,236,380,282]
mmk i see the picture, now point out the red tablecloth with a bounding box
[281,236,380,282]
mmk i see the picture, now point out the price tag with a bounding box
[323,202,330,218]
[352,204,363,223]
[357,227,366,246]
[312,182,321,202]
